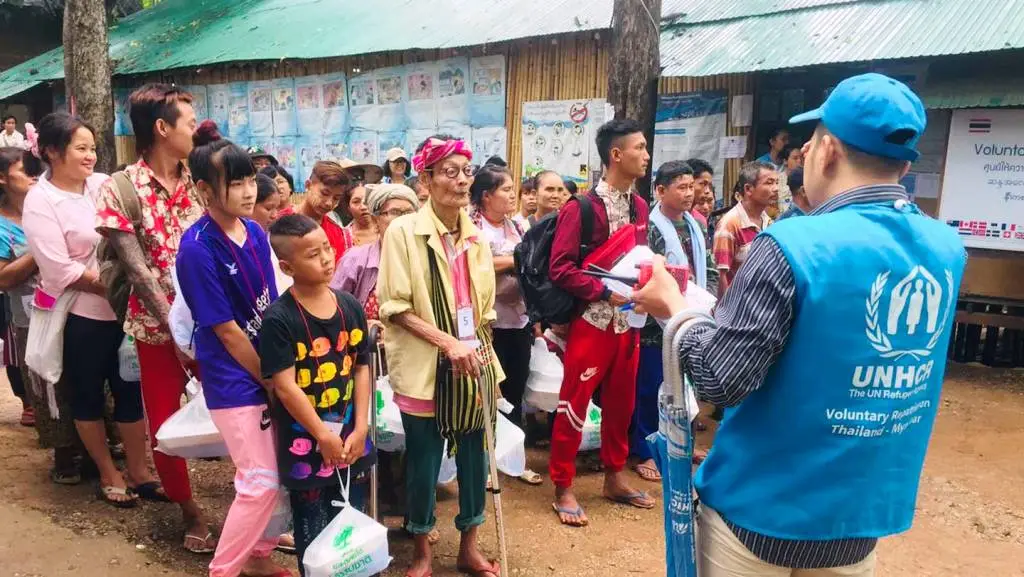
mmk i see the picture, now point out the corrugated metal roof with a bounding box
[921,78,1024,109]
[662,0,1024,77]
[0,0,613,95]
[663,0,863,24]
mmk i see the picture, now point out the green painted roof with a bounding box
[0,0,613,97]
[662,0,1024,77]
[921,78,1024,109]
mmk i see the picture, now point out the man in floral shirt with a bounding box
[95,84,215,554]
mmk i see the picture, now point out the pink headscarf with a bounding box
[412,137,473,173]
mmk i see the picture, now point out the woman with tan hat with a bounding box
[382,147,411,186]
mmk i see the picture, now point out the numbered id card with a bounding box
[323,421,344,436]
[456,307,480,349]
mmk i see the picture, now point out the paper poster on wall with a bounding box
[272,78,297,137]
[469,55,506,127]
[654,91,728,196]
[248,81,273,138]
[296,134,325,188]
[272,135,298,176]
[182,85,209,124]
[730,94,753,127]
[374,66,405,131]
[376,131,407,165]
[348,130,379,164]
[472,126,508,162]
[407,128,436,162]
[320,73,347,136]
[348,73,379,130]
[207,84,230,132]
[113,88,133,136]
[294,75,323,136]
[323,136,348,162]
[227,82,250,141]
[939,109,1024,251]
[436,57,470,126]
[520,99,607,192]
[405,61,438,130]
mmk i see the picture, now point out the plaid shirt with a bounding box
[712,203,772,286]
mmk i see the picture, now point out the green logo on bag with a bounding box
[332,525,354,550]
[588,407,601,424]
[376,390,385,414]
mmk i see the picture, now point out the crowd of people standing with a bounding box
[5,70,947,577]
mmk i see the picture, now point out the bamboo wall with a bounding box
[112,32,754,195]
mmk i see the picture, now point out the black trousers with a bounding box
[492,326,534,425]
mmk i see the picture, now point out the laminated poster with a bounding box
[114,88,134,136]
[376,131,407,166]
[653,91,728,195]
[469,55,506,127]
[347,130,379,164]
[294,75,324,137]
[406,128,437,163]
[207,84,231,133]
[320,73,348,137]
[248,80,274,138]
[296,135,325,190]
[521,99,606,191]
[374,65,405,132]
[227,82,250,141]
[471,126,508,162]
[272,78,298,137]
[322,136,349,162]
[405,61,438,130]
[348,73,379,130]
[183,85,209,124]
[272,135,298,176]
[436,57,470,127]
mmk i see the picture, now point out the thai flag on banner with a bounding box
[968,118,992,133]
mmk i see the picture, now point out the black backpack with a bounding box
[514,195,595,325]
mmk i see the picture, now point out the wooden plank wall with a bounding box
[112,32,754,196]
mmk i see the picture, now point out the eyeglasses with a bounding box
[380,208,416,218]
[428,165,475,179]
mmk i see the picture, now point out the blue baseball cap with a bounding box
[789,73,926,162]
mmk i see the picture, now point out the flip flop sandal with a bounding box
[275,532,297,555]
[97,485,138,509]
[129,481,172,503]
[20,406,35,427]
[518,469,543,485]
[183,532,217,554]
[457,560,500,577]
[50,467,82,486]
[632,462,663,482]
[605,490,656,510]
[551,503,589,527]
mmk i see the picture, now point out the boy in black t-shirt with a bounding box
[259,214,373,572]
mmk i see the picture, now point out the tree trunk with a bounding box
[63,0,116,173]
[608,0,661,199]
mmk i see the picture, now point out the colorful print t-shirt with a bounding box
[259,289,373,490]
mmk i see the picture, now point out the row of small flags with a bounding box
[948,220,1017,238]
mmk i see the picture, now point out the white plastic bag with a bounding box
[525,338,562,413]
[118,335,141,382]
[495,412,527,477]
[262,489,292,540]
[303,471,392,577]
[155,385,229,458]
[579,402,602,452]
[168,265,196,359]
[372,377,405,452]
[25,290,77,385]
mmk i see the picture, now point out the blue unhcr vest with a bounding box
[695,198,966,540]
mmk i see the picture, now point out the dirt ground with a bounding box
[0,363,1022,577]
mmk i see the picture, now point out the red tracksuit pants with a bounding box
[549,315,640,488]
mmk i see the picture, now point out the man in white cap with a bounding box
[634,73,967,576]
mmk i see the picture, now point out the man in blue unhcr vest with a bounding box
[633,72,967,576]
